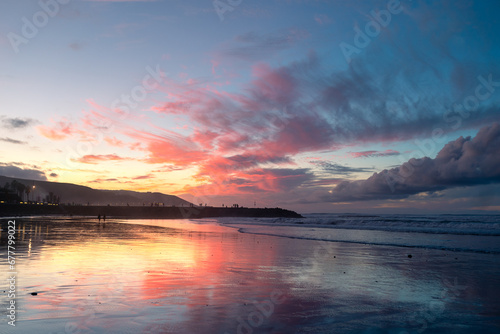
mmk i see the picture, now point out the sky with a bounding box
[0,0,499,213]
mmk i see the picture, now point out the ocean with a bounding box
[220,213,500,254]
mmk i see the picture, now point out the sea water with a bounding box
[220,213,500,254]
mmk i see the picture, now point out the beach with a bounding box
[1,216,499,333]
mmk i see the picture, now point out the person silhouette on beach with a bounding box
[103,215,106,223]
[98,214,101,223]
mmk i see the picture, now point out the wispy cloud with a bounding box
[0,137,27,145]
[349,150,401,158]
[72,154,132,164]
[37,118,81,141]
[1,116,37,129]
[311,161,374,176]
[219,29,309,61]
[132,174,153,180]
[179,167,314,196]
[314,14,332,25]
[69,42,84,51]
[88,177,119,183]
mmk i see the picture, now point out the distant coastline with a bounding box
[0,203,303,219]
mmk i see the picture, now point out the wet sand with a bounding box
[1,217,499,333]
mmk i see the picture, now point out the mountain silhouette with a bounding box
[0,175,192,207]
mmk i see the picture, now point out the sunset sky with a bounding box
[1,0,499,213]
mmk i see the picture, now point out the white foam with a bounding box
[217,214,500,254]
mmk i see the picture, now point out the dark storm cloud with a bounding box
[325,123,500,202]
[0,163,47,181]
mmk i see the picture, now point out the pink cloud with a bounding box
[180,167,313,196]
[104,136,126,147]
[151,101,192,114]
[126,129,208,166]
[72,154,131,164]
[148,64,333,164]
[249,63,297,105]
[37,118,80,140]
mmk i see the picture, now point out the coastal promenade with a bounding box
[0,204,302,219]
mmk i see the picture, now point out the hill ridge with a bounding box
[0,175,192,207]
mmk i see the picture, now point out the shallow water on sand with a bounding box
[0,217,499,333]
